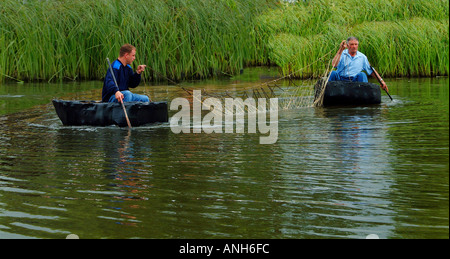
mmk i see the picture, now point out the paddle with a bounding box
[371,66,393,101]
[107,58,132,128]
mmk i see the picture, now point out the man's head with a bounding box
[346,36,359,56]
[119,44,136,65]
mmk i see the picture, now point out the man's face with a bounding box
[347,40,359,55]
[124,49,136,65]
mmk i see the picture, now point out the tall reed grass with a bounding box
[0,0,448,82]
[256,0,449,78]
[0,0,276,82]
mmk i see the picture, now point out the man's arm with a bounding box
[104,68,121,100]
[128,65,146,88]
[370,67,388,91]
[332,40,347,67]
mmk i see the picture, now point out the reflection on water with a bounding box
[0,74,448,239]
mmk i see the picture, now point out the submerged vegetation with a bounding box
[0,0,448,82]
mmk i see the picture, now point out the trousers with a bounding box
[328,71,368,83]
[108,90,149,103]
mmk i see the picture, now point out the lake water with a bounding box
[0,69,448,239]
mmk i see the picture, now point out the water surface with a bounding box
[0,71,448,239]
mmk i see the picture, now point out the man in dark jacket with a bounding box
[102,44,149,103]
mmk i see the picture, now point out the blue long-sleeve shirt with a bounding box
[102,59,141,102]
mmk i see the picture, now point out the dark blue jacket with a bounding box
[102,59,141,102]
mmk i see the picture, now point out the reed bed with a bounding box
[0,0,276,82]
[0,0,448,82]
[256,0,449,78]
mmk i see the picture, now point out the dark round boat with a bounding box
[314,80,381,106]
[52,100,168,127]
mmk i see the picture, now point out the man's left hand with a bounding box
[137,65,147,74]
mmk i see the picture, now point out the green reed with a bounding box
[0,0,448,82]
[256,0,449,78]
[0,0,276,82]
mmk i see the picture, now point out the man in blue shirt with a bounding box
[102,44,150,103]
[329,37,388,91]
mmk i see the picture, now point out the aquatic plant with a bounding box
[0,0,448,82]
[0,0,276,82]
[256,0,449,78]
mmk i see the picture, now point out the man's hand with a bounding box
[339,40,347,51]
[115,91,124,103]
[137,65,147,74]
[380,81,389,92]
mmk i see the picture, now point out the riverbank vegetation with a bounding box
[260,0,449,78]
[0,0,448,82]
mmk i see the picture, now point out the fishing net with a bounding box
[201,56,333,111]
[157,50,334,111]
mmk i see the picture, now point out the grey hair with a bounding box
[347,36,359,43]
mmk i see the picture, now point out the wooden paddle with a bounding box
[371,66,393,101]
[107,58,132,128]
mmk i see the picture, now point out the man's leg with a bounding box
[109,90,150,102]
[130,93,150,102]
[122,90,134,102]
[108,90,134,103]
[328,71,340,82]
[353,72,368,82]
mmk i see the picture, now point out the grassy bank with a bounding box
[0,0,276,82]
[258,0,449,78]
[0,0,448,82]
